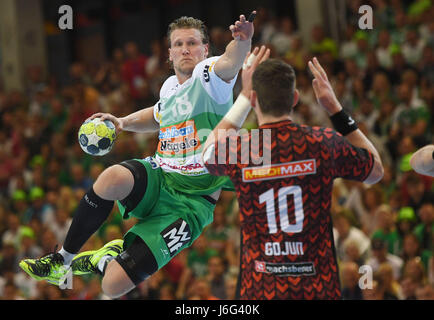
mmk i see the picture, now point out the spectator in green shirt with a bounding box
[372,204,401,255]
[414,201,434,252]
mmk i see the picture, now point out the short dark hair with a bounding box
[252,59,296,117]
[167,16,209,48]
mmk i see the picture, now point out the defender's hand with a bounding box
[241,46,270,98]
[229,11,255,41]
[308,57,342,115]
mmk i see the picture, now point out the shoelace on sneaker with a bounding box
[32,244,64,276]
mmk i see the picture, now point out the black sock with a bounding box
[63,187,114,254]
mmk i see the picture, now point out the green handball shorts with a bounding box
[116,157,216,270]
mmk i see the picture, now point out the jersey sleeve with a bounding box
[153,101,161,123]
[192,56,238,105]
[328,129,375,181]
[153,75,178,123]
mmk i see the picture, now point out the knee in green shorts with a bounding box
[116,157,215,270]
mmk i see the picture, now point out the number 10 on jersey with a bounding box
[259,186,304,234]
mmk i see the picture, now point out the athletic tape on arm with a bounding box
[224,93,251,128]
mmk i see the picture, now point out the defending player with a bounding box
[20,13,255,298]
[202,48,384,299]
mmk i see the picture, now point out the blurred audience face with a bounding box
[398,136,415,156]
[105,225,122,242]
[159,284,175,300]
[70,164,85,184]
[334,215,351,238]
[378,30,390,48]
[372,73,390,92]
[418,203,434,225]
[212,205,226,227]
[363,187,382,211]
[2,283,19,300]
[341,262,360,289]
[344,241,361,263]
[403,258,425,283]
[372,245,387,262]
[400,276,417,299]
[311,25,324,43]
[7,214,20,232]
[90,163,104,181]
[208,256,225,279]
[402,234,420,258]
[193,279,212,299]
[125,42,140,60]
[415,284,434,300]
[377,263,394,289]
[46,285,62,300]
[362,280,381,300]
[225,277,237,300]
[376,205,394,231]
[192,235,208,253]
[397,83,412,104]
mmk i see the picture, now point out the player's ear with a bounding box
[204,43,209,58]
[168,47,173,62]
[292,89,299,107]
[250,90,257,108]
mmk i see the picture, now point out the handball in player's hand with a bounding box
[78,118,116,156]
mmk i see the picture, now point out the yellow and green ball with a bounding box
[78,118,116,156]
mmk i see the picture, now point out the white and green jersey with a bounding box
[152,56,237,195]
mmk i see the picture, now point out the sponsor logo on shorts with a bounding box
[242,159,316,182]
[161,218,191,257]
[254,261,316,277]
[144,156,159,169]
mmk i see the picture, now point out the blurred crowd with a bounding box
[0,0,433,300]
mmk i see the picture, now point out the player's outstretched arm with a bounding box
[410,144,434,177]
[213,11,256,82]
[202,46,270,156]
[308,57,384,184]
[89,107,159,134]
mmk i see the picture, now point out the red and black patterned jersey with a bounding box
[204,120,374,300]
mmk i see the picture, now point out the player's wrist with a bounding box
[223,93,251,128]
[327,105,343,116]
[234,37,252,43]
[322,97,343,116]
[240,89,250,99]
[329,109,358,136]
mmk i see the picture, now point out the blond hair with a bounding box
[167,16,209,47]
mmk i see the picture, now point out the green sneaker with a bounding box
[19,248,70,285]
[71,239,124,276]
